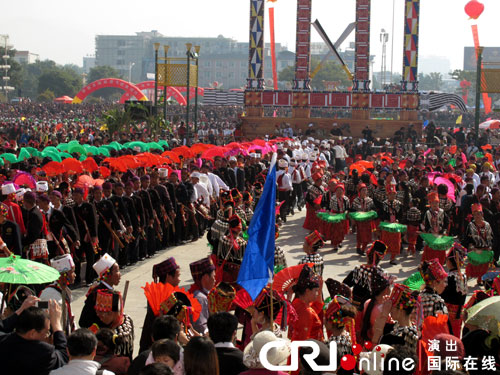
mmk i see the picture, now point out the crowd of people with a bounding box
[0,101,499,375]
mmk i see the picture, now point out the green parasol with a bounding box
[466,295,500,334]
[349,211,378,222]
[83,144,99,155]
[109,141,123,151]
[124,141,149,152]
[0,153,18,163]
[59,152,73,159]
[43,146,59,154]
[419,233,455,251]
[317,212,347,224]
[0,255,60,284]
[41,150,62,162]
[147,142,163,151]
[402,271,424,291]
[379,222,407,233]
[468,250,494,266]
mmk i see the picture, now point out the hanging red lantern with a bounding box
[465,0,484,20]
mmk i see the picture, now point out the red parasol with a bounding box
[190,143,214,155]
[62,158,83,174]
[74,174,95,189]
[252,139,268,147]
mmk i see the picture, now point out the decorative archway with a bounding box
[72,78,148,104]
[119,81,204,104]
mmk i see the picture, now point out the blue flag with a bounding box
[237,153,277,300]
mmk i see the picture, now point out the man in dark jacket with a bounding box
[20,191,44,255]
[208,312,247,375]
[0,301,68,375]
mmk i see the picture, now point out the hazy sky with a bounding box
[3,0,499,74]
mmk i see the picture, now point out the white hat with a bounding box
[250,153,257,158]
[359,344,393,375]
[190,171,201,179]
[1,183,15,195]
[278,159,288,168]
[92,253,116,277]
[229,156,237,162]
[243,331,291,369]
[50,254,75,273]
[36,181,49,193]
[289,159,296,166]
[158,168,168,178]
[199,174,210,187]
[15,188,26,201]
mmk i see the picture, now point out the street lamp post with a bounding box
[194,45,200,136]
[163,45,169,127]
[153,42,160,115]
[186,43,192,145]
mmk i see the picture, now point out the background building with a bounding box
[13,51,39,64]
[464,47,500,71]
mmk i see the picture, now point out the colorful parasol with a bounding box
[419,233,455,251]
[0,255,60,284]
[316,212,347,224]
[466,296,500,334]
[378,222,407,233]
[349,211,378,222]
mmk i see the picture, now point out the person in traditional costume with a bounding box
[217,214,247,284]
[419,258,448,319]
[207,282,236,316]
[351,183,376,255]
[252,182,263,209]
[406,198,422,255]
[274,224,287,273]
[208,200,233,254]
[299,230,325,277]
[288,265,323,341]
[380,184,403,264]
[79,253,121,329]
[241,191,254,225]
[464,203,494,285]
[422,192,450,264]
[139,257,182,353]
[343,240,388,316]
[374,284,419,352]
[303,172,324,231]
[92,289,134,359]
[328,183,350,251]
[360,271,391,345]
[249,287,285,340]
[441,243,467,338]
[324,296,357,357]
[189,257,216,334]
[39,254,76,335]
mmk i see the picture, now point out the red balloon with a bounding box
[352,344,362,355]
[465,0,484,20]
[340,355,356,371]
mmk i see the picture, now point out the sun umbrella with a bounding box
[191,143,213,155]
[479,120,500,130]
[201,147,226,160]
[171,146,194,159]
[96,147,110,157]
[0,255,60,284]
[41,150,62,162]
[433,177,456,202]
[466,295,500,334]
[74,174,95,189]
[56,143,69,152]
[68,143,86,155]
[17,148,31,162]
[99,166,111,178]
[161,151,181,163]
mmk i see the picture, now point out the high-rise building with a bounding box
[94,30,294,88]
[13,51,39,65]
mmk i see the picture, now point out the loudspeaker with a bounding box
[124,101,153,120]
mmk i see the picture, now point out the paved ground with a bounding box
[72,209,477,355]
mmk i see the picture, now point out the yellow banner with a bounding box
[157,63,198,87]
